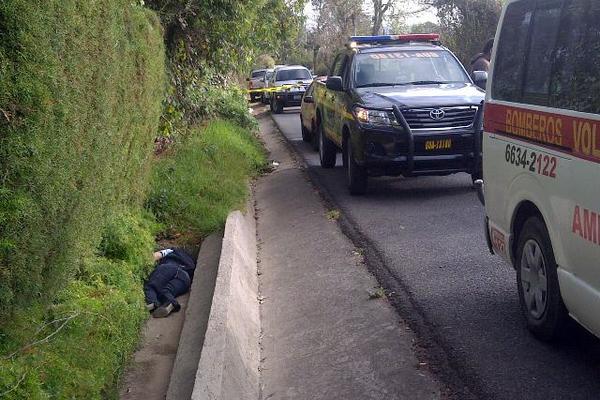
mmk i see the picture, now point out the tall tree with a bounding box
[421,0,502,63]
[371,0,393,35]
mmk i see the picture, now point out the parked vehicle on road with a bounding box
[263,65,286,104]
[269,65,313,114]
[313,34,485,195]
[248,69,269,102]
[482,0,600,341]
[300,82,318,149]
[260,69,274,104]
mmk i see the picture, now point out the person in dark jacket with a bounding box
[144,248,196,318]
[470,38,494,75]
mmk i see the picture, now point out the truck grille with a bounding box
[401,106,477,130]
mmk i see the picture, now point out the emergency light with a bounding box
[349,34,441,47]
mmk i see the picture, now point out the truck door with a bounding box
[331,54,351,147]
[321,54,343,140]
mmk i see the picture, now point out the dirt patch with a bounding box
[119,294,189,400]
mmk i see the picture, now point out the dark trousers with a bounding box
[144,263,191,310]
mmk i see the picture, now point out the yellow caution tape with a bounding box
[245,84,307,94]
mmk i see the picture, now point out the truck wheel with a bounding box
[345,139,368,195]
[516,216,568,341]
[310,121,319,151]
[301,119,311,142]
[471,160,483,185]
[318,124,336,168]
[273,100,283,114]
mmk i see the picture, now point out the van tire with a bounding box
[318,124,336,168]
[345,139,368,195]
[515,216,569,342]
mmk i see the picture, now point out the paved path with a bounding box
[256,112,441,400]
[271,107,600,400]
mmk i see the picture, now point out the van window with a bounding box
[522,2,562,106]
[550,0,600,114]
[492,0,534,102]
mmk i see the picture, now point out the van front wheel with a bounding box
[516,216,568,341]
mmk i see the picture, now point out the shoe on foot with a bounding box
[146,303,157,312]
[153,303,174,318]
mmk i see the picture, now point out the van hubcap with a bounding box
[520,240,548,320]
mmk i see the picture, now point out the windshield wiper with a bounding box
[400,80,451,85]
[355,83,400,88]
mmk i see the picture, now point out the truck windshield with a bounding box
[276,68,311,81]
[354,50,469,88]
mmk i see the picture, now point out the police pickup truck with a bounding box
[312,34,485,195]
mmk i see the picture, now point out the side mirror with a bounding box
[472,71,488,90]
[303,95,314,104]
[326,76,343,92]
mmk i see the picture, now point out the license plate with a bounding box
[425,138,452,151]
[293,95,302,100]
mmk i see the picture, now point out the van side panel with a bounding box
[485,0,600,337]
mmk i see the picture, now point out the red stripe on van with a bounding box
[485,102,600,163]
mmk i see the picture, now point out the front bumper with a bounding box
[273,90,305,107]
[357,104,484,177]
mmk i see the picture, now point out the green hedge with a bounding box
[0,211,158,399]
[0,1,165,318]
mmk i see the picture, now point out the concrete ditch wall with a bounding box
[191,208,260,400]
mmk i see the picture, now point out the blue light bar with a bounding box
[350,34,440,45]
[350,35,395,43]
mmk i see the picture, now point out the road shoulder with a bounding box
[255,113,442,399]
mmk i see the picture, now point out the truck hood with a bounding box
[355,83,484,109]
[273,79,313,88]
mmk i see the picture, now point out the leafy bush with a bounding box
[0,0,165,318]
[147,120,266,238]
[161,52,258,137]
[0,211,157,399]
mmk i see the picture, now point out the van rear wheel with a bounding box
[516,216,568,341]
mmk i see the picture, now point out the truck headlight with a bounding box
[353,106,399,127]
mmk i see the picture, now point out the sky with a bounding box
[303,1,439,30]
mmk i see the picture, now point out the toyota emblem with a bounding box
[430,109,445,120]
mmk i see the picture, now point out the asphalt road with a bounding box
[270,107,600,400]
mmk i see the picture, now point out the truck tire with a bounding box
[516,216,569,341]
[273,99,283,114]
[301,119,311,142]
[310,121,319,151]
[345,139,368,195]
[471,160,483,184]
[318,123,336,168]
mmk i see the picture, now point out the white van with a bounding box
[483,0,600,341]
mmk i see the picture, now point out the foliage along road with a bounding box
[270,107,600,400]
